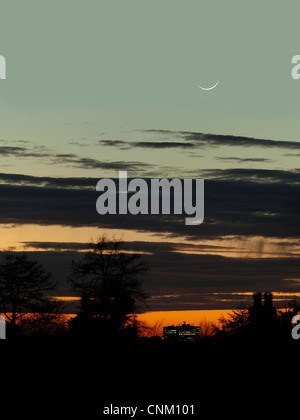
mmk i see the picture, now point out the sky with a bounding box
[0,1,300,318]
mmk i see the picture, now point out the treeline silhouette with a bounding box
[213,292,300,348]
[0,236,299,347]
[0,236,149,340]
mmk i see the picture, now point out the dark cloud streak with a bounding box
[216,156,272,163]
[17,248,300,311]
[141,129,300,150]
[99,140,195,149]
[0,170,299,240]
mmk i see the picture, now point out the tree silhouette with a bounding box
[0,253,55,330]
[217,302,250,331]
[17,308,68,338]
[69,236,147,338]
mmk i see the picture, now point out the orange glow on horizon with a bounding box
[0,223,298,259]
[0,224,169,252]
[51,296,81,302]
[137,309,229,335]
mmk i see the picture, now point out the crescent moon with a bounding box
[198,80,219,91]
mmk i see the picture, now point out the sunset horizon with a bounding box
[2,2,300,416]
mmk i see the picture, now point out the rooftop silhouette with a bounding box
[163,322,201,342]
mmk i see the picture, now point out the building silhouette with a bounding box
[217,292,280,344]
[163,322,201,342]
[249,292,277,326]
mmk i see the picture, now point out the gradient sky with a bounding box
[0,1,300,316]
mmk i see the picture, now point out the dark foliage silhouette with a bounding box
[218,302,250,330]
[16,301,68,338]
[69,236,148,339]
[0,253,56,334]
[0,246,298,347]
[214,292,300,348]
